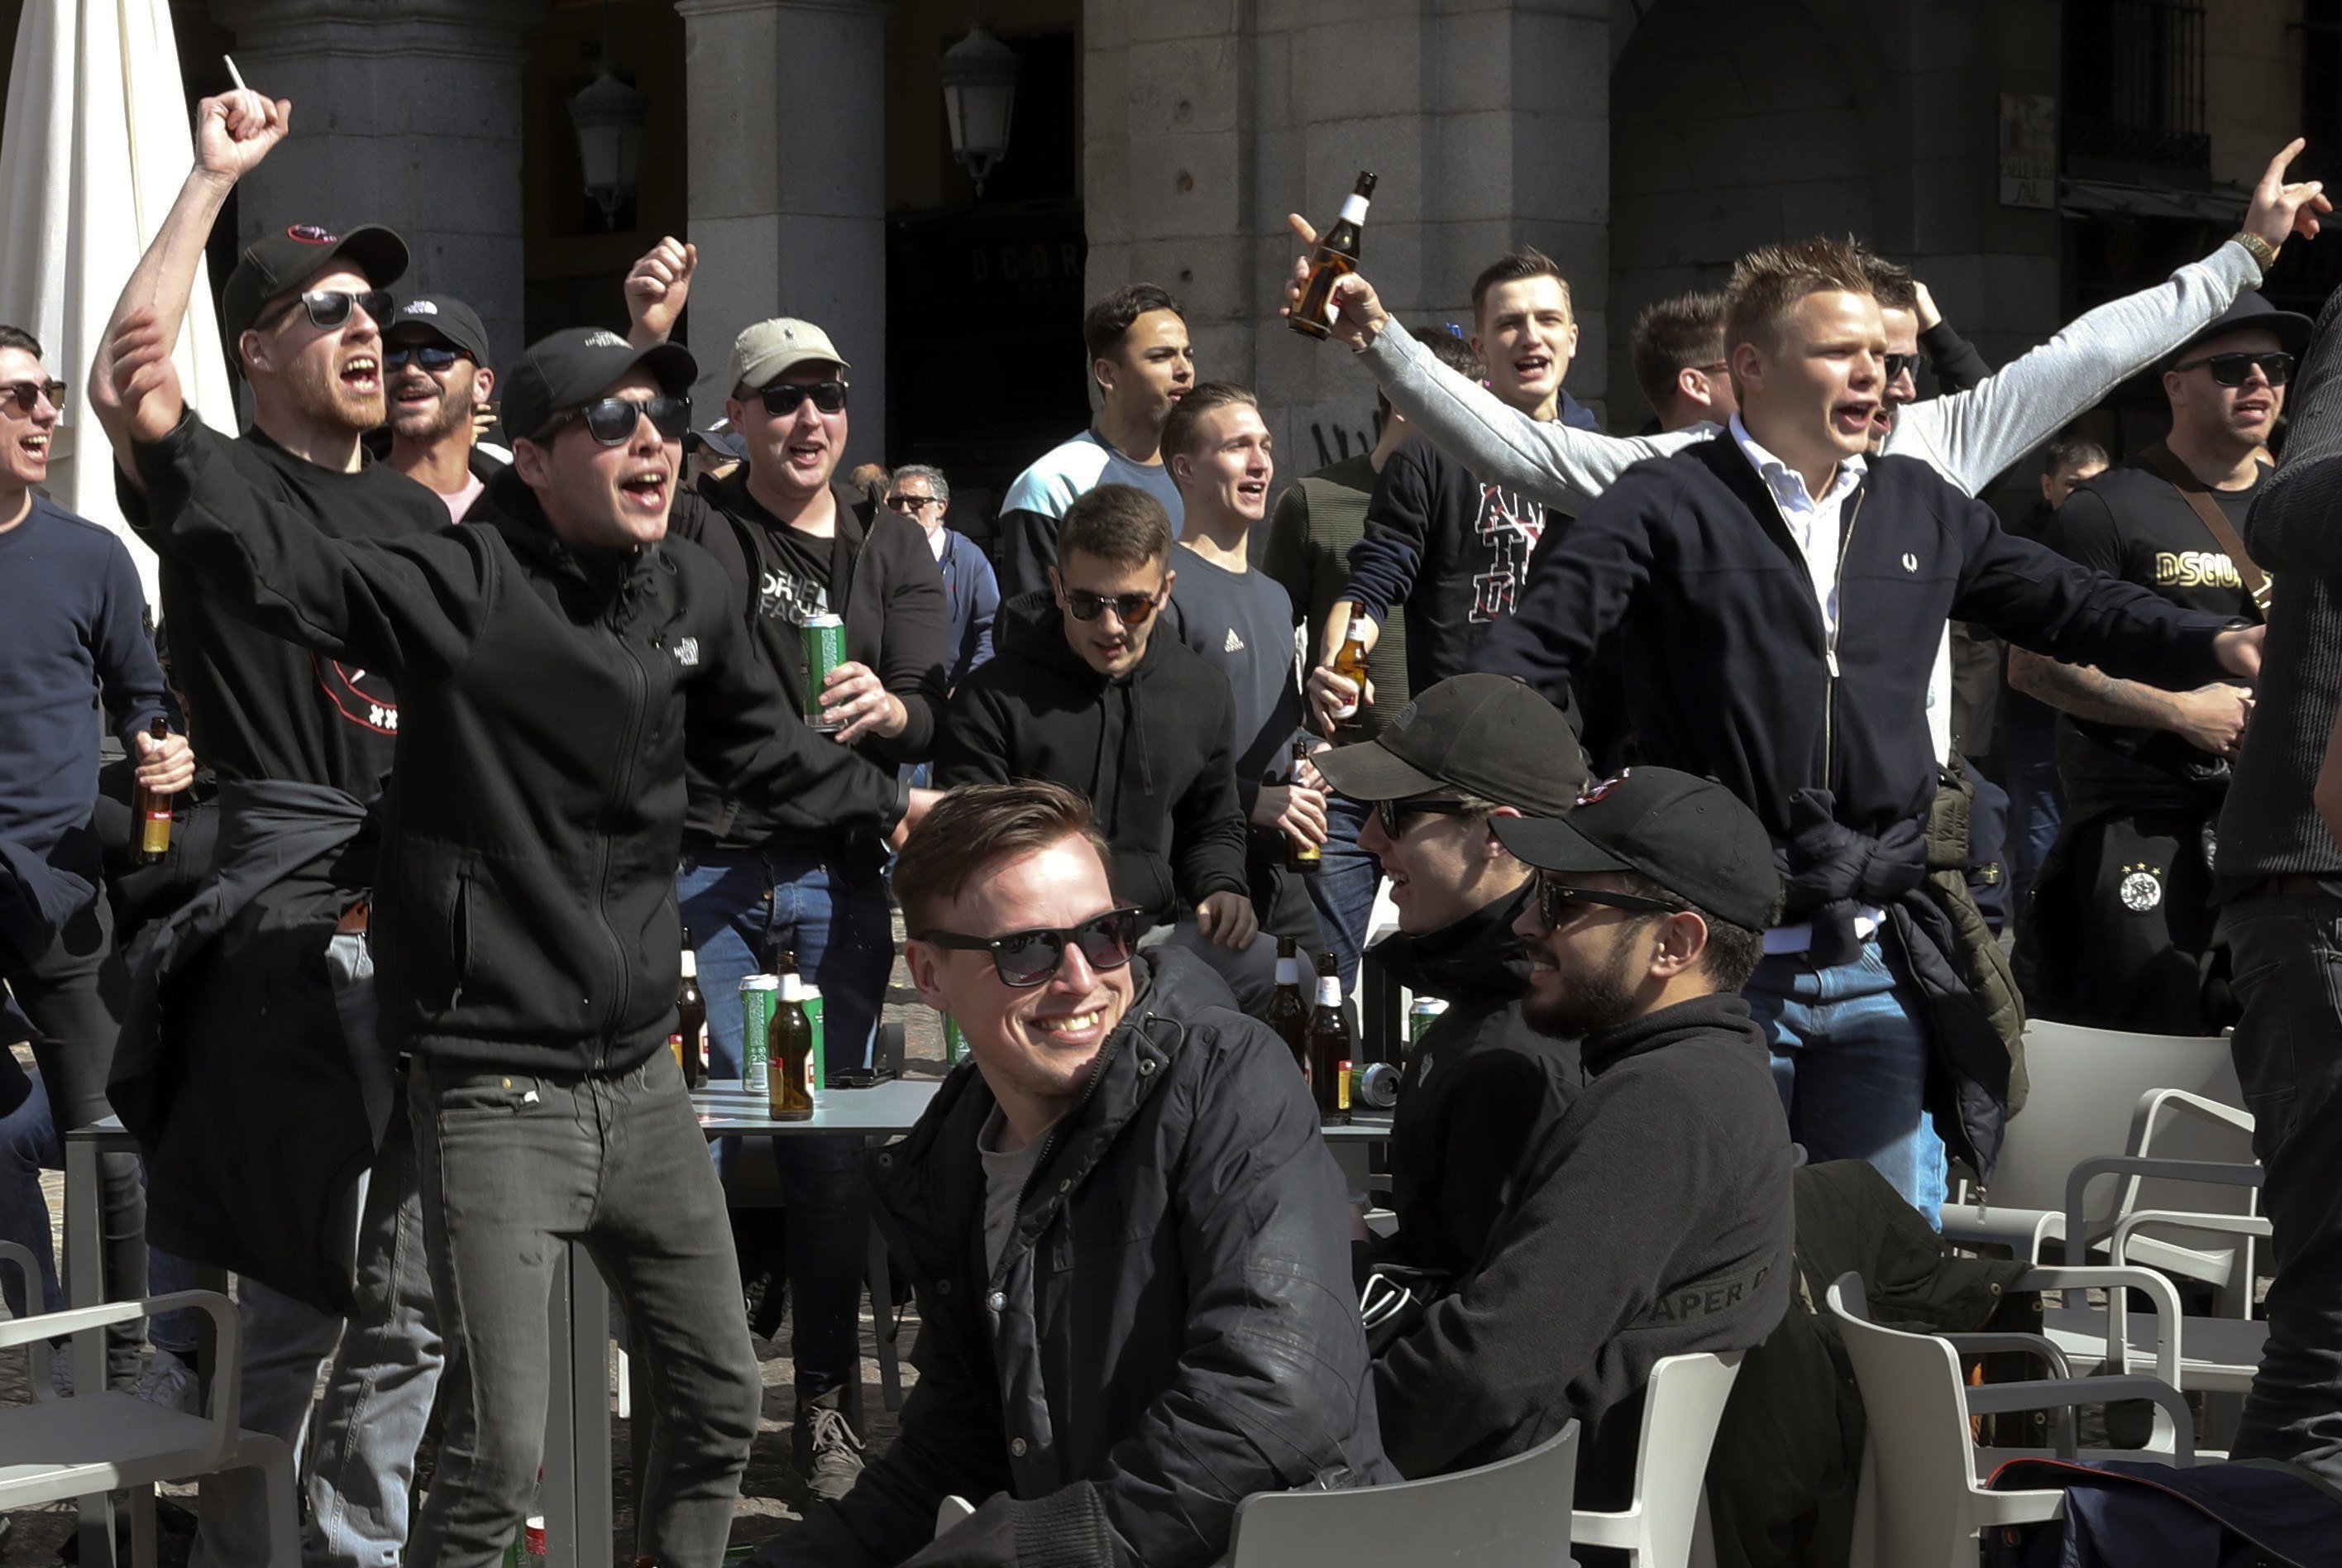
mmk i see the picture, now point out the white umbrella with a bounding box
[0,0,237,607]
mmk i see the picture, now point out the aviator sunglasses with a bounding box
[916,906,1143,988]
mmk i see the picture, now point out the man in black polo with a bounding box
[2011,294,2308,1031]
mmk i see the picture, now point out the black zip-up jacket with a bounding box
[674,473,948,847]
[126,418,906,1073]
[1368,882,1579,1280]
[1476,438,2235,844]
[753,951,1398,1568]
[934,593,1249,925]
[1373,992,1793,1508]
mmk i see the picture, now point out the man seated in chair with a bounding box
[1369,767,1795,1510]
[752,781,1396,1568]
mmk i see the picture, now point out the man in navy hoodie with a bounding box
[1467,238,2263,1221]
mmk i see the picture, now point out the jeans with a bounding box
[0,1070,61,1320]
[1305,794,1379,994]
[190,1277,344,1568]
[2215,890,2342,1480]
[677,841,884,1397]
[407,1049,760,1568]
[4,892,146,1384]
[2000,703,2066,918]
[305,1091,447,1568]
[1746,938,1948,1221]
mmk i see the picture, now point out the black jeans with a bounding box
[2216,888,2342,1480]
[407,1046,760,1568]
[4,892,146,1385]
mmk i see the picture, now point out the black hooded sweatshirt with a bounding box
[934,591,1249,926]
[1368,882,1580,1279]
[1373,991,1793,1508]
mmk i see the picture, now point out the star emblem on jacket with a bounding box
[2118,863,2163,913]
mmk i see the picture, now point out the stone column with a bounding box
[211,0,544,372]
[674,0,887,463]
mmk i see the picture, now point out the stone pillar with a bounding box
[674,0,887,463]
[212,0,544,372]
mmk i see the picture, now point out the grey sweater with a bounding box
[2219,284,2342,882]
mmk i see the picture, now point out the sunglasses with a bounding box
[1883,351,1920,381]
[755,380,849,418]
[257,289,394,333]
[917,906,1143,989]
[1372,796,1482,839]
[544,393,692,447]
[1532,872,1684,932]
[886,493,940,512]
[2172,351,2293,388]
[1,380,65,414]
[383,345,470,373]
[1063,588,1164,626]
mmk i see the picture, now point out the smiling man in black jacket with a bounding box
[97,299,916,1567]
[753,782,1393,1568]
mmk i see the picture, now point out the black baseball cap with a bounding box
[500,327,697,447]
[1493,767,1783,933]
[1312,673,1588,815]
[385,294,492,366]
[222,222,409,344]
[2169,293,2315,364]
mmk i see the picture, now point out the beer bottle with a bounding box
[132,716,174,864]
[1307,953,1352,1123]
[770,968,816,1121]
[672,930,707,1089]
[1329,630,1371,728]
[1264,935,1310,1074]
[1290,171,1377,341]
[1284,737,1322,872]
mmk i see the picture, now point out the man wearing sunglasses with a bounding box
[751,781,1393,1567]
[2009,294,2310,1035]
[1372,768,1791,1502]
[384,294,501,524]
[891,464,998,693]
[99,295,924,1565]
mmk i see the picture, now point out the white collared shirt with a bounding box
[1730,414,1867,642]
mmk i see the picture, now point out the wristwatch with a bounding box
[2233,231,2278,275]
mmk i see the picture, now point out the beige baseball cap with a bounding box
[727,318,849,392]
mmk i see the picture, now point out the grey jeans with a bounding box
[406,1046,760,1568]
[2217,888,2342,1480]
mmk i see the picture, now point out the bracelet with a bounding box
[2233,231,2278,275]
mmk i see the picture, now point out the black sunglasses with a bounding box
[755,380,849,418]
[1372,796,1482,839]
[544,393,692,447]
[886,493,940,512]
[1532,872,1685,932]
[917,906,1143,989]
[1883,351,1920,381]
[1,380,65,414]
[383,345,469,373]
[258,289,394,333]
[2172,350,2293,388]
[1063,588,1164,626]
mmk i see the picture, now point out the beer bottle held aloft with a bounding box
[1329,630,1371,725]
[672,931,708,1090]
[1291,171,1377,341]
[1307,953,1352,1123]
[770,970,817,1121]
[1284,737,1322,872]
[132,717,174,864]
[1264,935,1310,1075]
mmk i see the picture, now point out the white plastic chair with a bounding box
[1571,1350,1740,1568]
[0,1244,298,1568]
[1223,1419,1579,1568]
[1827,1272,2195,1568]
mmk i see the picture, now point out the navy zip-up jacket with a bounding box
[1476,437,2234,842]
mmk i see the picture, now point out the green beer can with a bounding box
[942,1011,970,1067]
[740,975,777,1094]
[803,986,827,1102]
[803,611,847,734]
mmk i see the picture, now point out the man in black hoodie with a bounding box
[936,484,1255,948]
[1312,674,1585,1288]
[98,302,916,1567]
[1374,767,1793,1510]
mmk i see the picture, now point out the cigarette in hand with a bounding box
[224,55,248,92]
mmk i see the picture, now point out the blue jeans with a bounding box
[676,840,886,1397]
[191,1277,343,1568]
[1307,794,1379,993]
[1746,939,1948,1221]
[0,1070,61,1321]
[2001,704,2066,916]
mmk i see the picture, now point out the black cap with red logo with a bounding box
[222,222,409,346]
